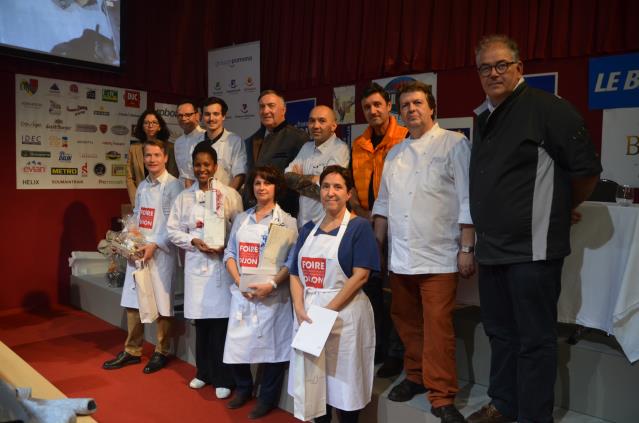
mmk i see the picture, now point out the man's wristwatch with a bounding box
[460,245,475,254]
[268,280,278,289]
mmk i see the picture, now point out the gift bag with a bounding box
[292,348,326,421]
[133,262,158,323]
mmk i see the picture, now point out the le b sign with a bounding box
[589,53,639,110]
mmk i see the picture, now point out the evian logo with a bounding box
[23,160,46,173]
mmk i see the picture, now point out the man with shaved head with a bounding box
[284,105,350,227]
[244,90,308,215]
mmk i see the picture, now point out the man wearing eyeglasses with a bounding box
[467,35,601,423]
[174,101,205,188]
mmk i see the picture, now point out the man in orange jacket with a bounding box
[350,83,408,378]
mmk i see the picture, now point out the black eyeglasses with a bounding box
[177,112,197,119]
[477,61,517,77]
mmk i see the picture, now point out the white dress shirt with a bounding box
[285,134,350,227]
[372,123,472,275]
[189,129,247,186]
[174,126,205,182]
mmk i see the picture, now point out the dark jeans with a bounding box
[478,259,563,423]
[314,404,360,423]
[194,318,234,388]
[231,362,288,406]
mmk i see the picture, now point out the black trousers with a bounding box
[194,318,234,389]
[363,272,404,361]
[314,404,360,423]
[231,362,288,406]
[478,259,563,423]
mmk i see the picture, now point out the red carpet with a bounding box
[0,305,298,422]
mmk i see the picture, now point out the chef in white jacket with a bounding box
[222,165,298,420]
[103,139,182,374]
[167,141,243,399]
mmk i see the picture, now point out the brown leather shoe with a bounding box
[467,403,515,423]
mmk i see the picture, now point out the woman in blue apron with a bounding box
[223,165,298,419]
[167,141,243,399]
[288,165,380,422]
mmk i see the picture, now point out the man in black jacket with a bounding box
[244,89,307,215]
[467,35,601,423]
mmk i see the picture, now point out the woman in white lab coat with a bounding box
[167,141,243,399]
[222,165,298,419]
[288,165,380,423]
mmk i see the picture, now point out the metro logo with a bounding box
[139,207,155,229]
[238,242,260,268]
[301,257,326,288]
[124,90,141,108]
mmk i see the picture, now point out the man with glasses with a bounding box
[174,101,205,188]
[466,35,601,423]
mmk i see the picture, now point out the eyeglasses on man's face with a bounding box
[477,61,517,77]
[177,112,197,119]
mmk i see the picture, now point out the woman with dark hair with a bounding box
[127,109,179,205]
[167,141,243,399]
[288,165,380,422]
[222,165,298,419]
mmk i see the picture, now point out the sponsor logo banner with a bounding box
[124,90,141,108]
[20,79,38,95]
[94,163,106,176]
[22,161,46,173]
[589,53,639,109]
[51,167,78,175]
[111,164,126,176]
[21,150,51,158]
[21,135,42,145]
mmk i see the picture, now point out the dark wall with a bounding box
[1,0,637,310]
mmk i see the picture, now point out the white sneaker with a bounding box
[189,378,206,389]
[215,387,232,399]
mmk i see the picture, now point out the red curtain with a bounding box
[204,0,639,91]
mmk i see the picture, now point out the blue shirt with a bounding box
[290,216,381,278]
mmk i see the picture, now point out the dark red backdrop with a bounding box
[1,0,637,310]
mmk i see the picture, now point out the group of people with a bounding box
[102,34,602,423]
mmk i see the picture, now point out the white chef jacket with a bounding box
[120,170,183,314]
[372,123,472,275]
[174,126,205,182]
[188,129,247,186]
[166,181,244,319]
[285,134,350,227]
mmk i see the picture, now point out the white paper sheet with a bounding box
[291,305,338,357]
[239,269,275,293]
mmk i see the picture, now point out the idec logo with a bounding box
[300,257,326,288]
[20,79,38,95]
[139,207,155,229]
[102,89,118,102]
[99,124,108,133]
[124,90,140,108]
[23,160,46,173]
[21,135,42,145]
[238,242,260,268]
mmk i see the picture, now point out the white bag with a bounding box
[292,348,326,422]
[132,262,158,323]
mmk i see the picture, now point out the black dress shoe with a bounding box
[102,351,141,370]
[387,378,427,402]
[226,392,252,409]
[143,352,168,374]
[432,404,467,423]
[248,401,274,419]
[376,356,404,378]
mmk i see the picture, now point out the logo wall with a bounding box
[15,74,147,189]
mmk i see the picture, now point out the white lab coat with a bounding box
[288,211,375,413]
[166,181,243,319]
[120,171,182,316]
[222,205,297,364]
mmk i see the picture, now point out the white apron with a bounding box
[183,185,233,319]
[121,180,176,316]
[223,205,294,364]
[288,210,375,415]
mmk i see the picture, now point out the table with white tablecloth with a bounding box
[455,201,639,363]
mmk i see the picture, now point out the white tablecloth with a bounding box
[455,201,639,363]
